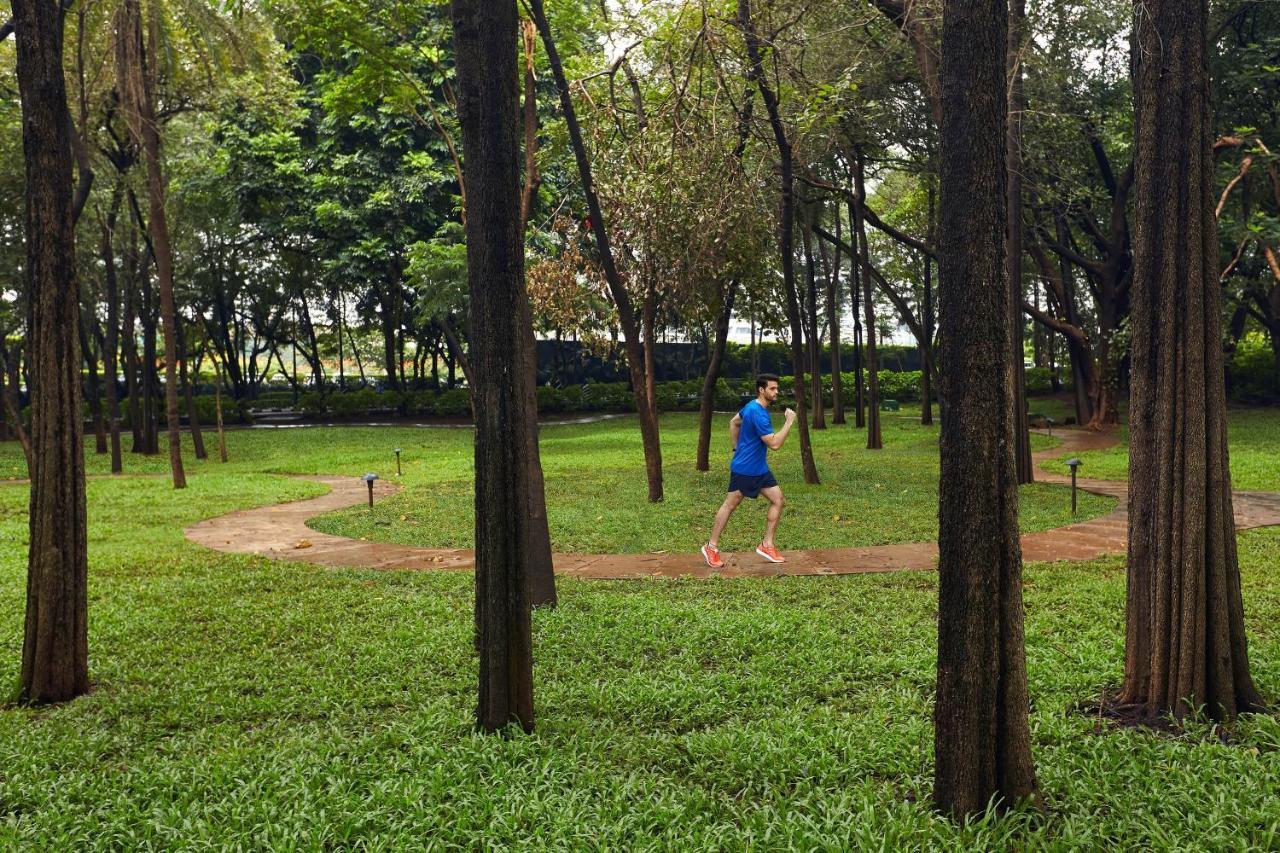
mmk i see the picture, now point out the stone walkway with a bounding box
[185,429,1280,579]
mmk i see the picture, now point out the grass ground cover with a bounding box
[1,447,1279,845]
[309,409,1113,553]
[1044,406,1280,491]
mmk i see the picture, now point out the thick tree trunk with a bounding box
[452,0,540,733]
[739,0,819,484]
[852,160,882,449]
[934,0,1039,817]
[117,0,184,487]
[1007,0,1033,483]
[14,0,90,704]
[1121,0,1262,722]
[697,280,738,471]
[530,0,665,500]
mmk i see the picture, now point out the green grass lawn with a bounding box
[1042,406,1280,491]
[309,410,1112,553]
[0,411,1278,847]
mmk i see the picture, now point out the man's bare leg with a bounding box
[760,485,785,547]
[709,491,744,547]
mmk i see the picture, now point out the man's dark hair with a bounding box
[756,373,780,391]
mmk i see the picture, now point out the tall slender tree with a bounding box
[116,0,185,488]
[528,0,666,502]
[852,156,882,449]
[452,0,540,733]
[13,0,90,704]
[934,0,1039,817]
[738,0,820,484]
[1120,0,1263,723]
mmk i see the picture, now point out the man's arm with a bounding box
[763,408,798,450]
[729,413,742,450]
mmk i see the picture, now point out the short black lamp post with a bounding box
[394,448,402,477]
[1045,416,1055,437]
[1064,458,1082,515]
[363,472,378,507]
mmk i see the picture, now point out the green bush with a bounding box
[1228,332,1280,403]
[583,382,633,412]
[536,386,566,414]
[435,388,472,417]
[877,370,923,403]
[560,385,584,411]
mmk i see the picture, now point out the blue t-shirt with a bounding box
[731,401,774,475]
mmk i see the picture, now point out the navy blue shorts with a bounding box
[728,470,778,499]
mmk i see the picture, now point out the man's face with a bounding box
[761,381,779,405]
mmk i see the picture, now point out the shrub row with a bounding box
[51,365,1110,430]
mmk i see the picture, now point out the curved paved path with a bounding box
[185,429,1280,579]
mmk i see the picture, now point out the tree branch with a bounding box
[800,173,936,259]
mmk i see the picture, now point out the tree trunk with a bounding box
[922,178,936,425]
[79,321,107,454]
[530,0,665,500]
[851,253,866,428]
[852,159,882,449]
[739,0,819,484]
[801,218,826,430]
[213,356,228,463]
[181,331,207,460]
[1121,0,1262,722]
[1007,0,1033,483]
[0,344,33,472]
[14,0,90,704]
[827,216,846,425]
[697,280,738,471]
[140,281,159,455]
[452,0,540,734]
[100,188,123,473]
[123,257,142,451]
[117,0,184,487]
[934,0,1039,817]
[380,279,400,391]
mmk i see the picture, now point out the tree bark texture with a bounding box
[1122,0,1262,722]
[1007,0,1033,483]
[739,0,820,484]
[934,0,1038,817]
[452,0,539,733]
[14,0,90,704]
[116,0,183,486]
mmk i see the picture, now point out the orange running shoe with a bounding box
[755,543,785,563]
[700,543,724,568]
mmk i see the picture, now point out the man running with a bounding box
[701,373,796,568]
